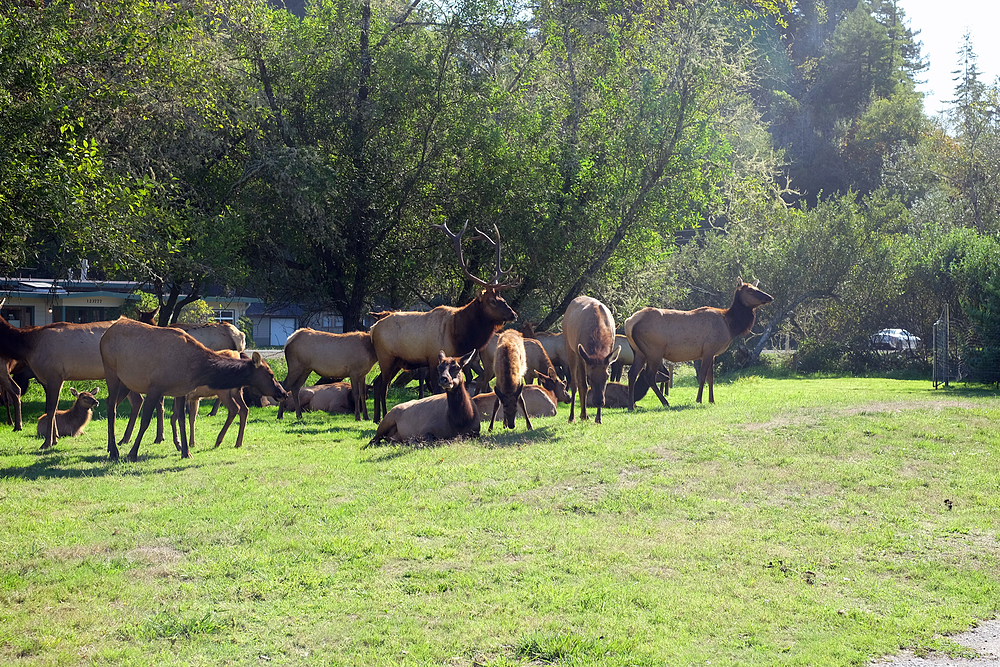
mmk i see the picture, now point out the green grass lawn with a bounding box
[1,367,997,666]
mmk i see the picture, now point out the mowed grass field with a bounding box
[1,362,998,666]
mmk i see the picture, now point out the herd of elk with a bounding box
[625,278,773,408]
[101,318,287,461]
[369,221,517,422]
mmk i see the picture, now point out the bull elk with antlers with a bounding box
[370,221,517,422]
[625,278,773,407]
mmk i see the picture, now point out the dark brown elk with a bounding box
[366,350,479,447]
[370,222,517,422]
[488,330,532,431]
[101,318,287,461]
[563,296,620,424]
[36,387,100,439]
[278,328,377,421]
[625,278,773,407]
[475,333,570,403]
[168,350,256,451]
[0,311,153,449]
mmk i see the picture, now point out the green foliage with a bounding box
[178,299,216,324]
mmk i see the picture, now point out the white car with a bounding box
[871,328,921,351]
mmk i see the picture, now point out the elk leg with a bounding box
[168,397,183,451]
[207,397,221,417]
[105,375,130,461]
[351,377,364,421]
[128,391,163,462]
[695,356,711,404]
[222,389,247,448]
[175,396,191,459]
[488,396,501,431]
[706,358,715,403]
[40,380,64,449]
[153,397,165,444]
[519,394,532,430]
[187,396,200,451]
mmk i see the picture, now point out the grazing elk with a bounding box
[488,330,532,431]
[278,328,377,421]
[367,350,480,447]
[370,222,517,422]
[101,318,287,461]
[625,278,773,407]
[0,309,154,450]
[168,350,255,451]
[36,387,100,439]
[563,296,620,424]
[475,333,570,402]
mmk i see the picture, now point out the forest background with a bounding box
[3,0,999,379]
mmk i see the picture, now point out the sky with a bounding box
[898,0,1000,116]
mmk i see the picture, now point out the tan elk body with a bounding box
[367,351,479,446]
[625,278,773,407]
[279,329,377,421]
[562,296,620,424]
[101,319,287,461]
[475,334,570,403]
[489,330,532,431]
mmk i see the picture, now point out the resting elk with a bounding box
[101,318,287,461]
[563,296,620,424]
[370,221,517,422]
[625,277,773,407]
[488,330,532,431]
[475,333,570,403]
[278,328,377,421]
[36,387,100,439]
[366,350,479,447]
[0,306,152,450]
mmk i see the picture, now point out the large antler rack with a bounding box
[431,221,516,290]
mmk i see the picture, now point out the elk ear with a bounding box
[605,345,622,365]
[459,350,476,368]
[252,351,263,367]
[736,276,745,287]
[91,387,101,396]
[577,344,592,364]
[70,388,79,397]
[438,350,448,364]
[752,278,760,287]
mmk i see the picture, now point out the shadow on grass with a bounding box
[0,443,204,480]
[480,425,558,449]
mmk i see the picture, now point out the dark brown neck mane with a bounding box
[724,290,757,338]
[0,316,37,361]
[452,294,504,355]
[446,380,477,431]
[197,354,258,391]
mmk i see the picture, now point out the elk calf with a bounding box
[489,330,532,431]
[37,387,100,439]
[563,296,620,424]
[366,351,479,447]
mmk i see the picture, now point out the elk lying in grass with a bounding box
[278,328,377,421]
[563,296,620,424]
[488,330,532,431]
[168,350,255,451]
[276,383,355,414]
[589,375,651,409]
[366,350,479,447]
[625,278,773,407]
[370,222,517,422]
[0,309,152,449]
[36,387,100,439]
[475,333,570,402]
[101,319,287,461]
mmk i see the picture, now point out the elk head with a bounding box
[736,277,774,309]
[437,349,475,392]
[577,345,621,408]
[433,221,518,322]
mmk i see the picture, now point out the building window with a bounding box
[63,306,121,323]
[214,309,236,323]
[322,315,344,330]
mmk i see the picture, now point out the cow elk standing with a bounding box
[370,222,517,422]
[475,333,570,403]
[367,350,480,447]
[36,387,100,439]
[488,330,532,431]
[279,328,377,421]
[625,278,773,408]
[562,296,620,424]
[101,319,287,461]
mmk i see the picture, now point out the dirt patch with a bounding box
[873,620,1000,666]
[744,399,989,431]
